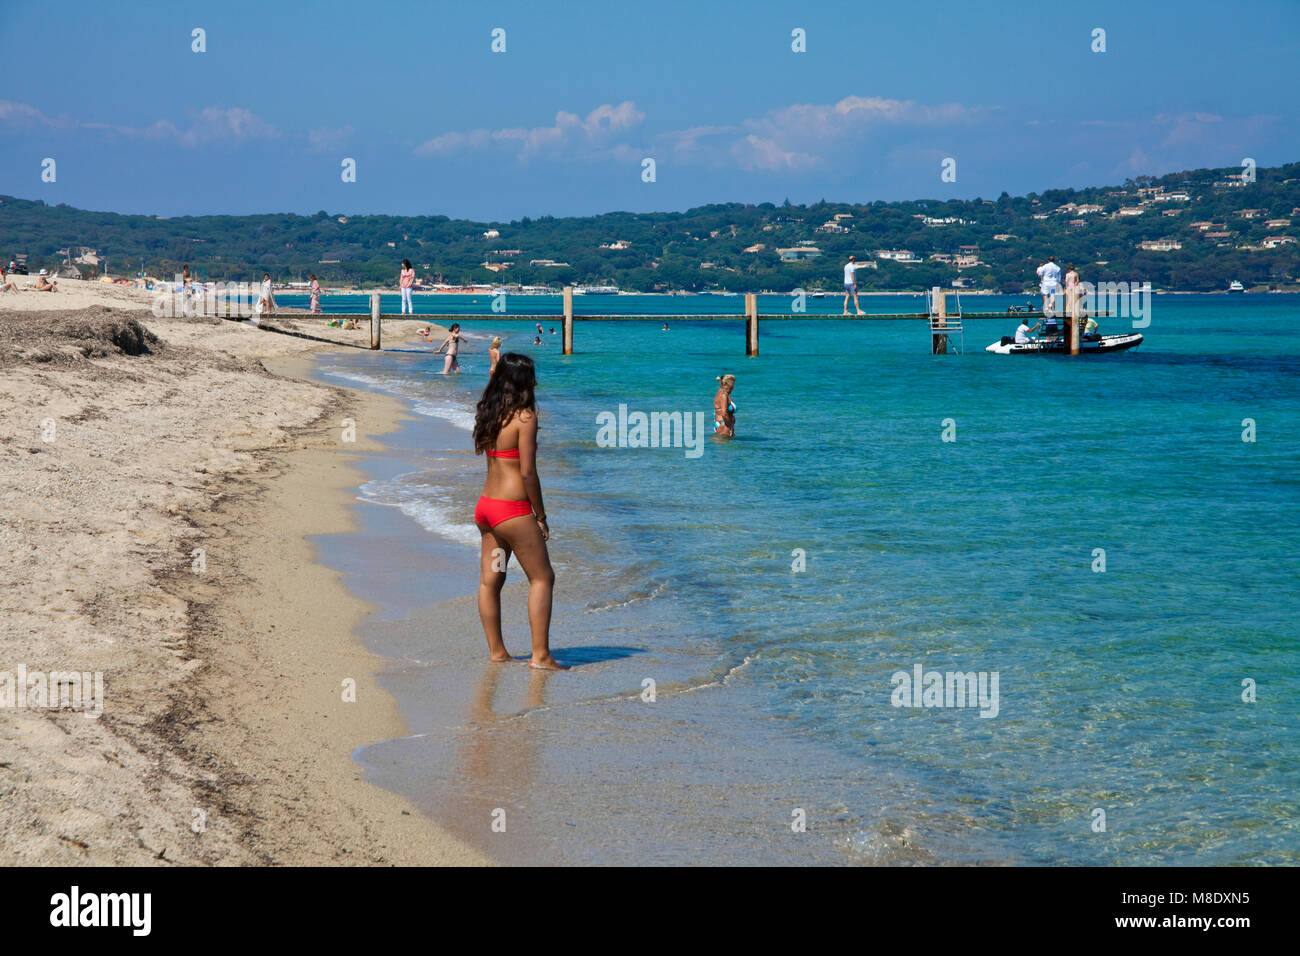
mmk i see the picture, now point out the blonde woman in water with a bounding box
[488,336,502,375]
[713,374,736,438]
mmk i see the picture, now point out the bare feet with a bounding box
[855,310,866,316]
[529,655,569,671]
[489,652,514,663]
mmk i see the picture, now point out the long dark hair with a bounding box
[474,352,536,454]
[402,259,412,270]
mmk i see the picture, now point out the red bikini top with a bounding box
[486,447,520,459]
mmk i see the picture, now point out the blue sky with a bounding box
[2,0,1297,221]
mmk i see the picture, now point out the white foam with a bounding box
[357,476,483,549]
[411,399,476,432]
[320,366,476,432]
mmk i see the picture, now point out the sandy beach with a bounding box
[0,279,485,865]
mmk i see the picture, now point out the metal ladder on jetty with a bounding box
[926,287,964,354]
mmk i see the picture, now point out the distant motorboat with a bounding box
[1228,280,1245,293]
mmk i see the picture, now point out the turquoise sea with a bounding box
[285,293,1299,865]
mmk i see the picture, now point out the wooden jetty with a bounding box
[233,287,1109,355]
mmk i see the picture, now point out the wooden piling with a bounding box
[931,287,948,354]
[745,293,759,356]
[370,292,381,350]
[563,286,574,355]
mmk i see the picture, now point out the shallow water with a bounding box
[311,294,1300,865]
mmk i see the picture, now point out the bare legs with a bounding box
[476,516,564,669]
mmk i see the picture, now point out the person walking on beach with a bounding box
[399,259,416,315]
[308,273,322,314]
[488,336,502,375]
[435,322,462,373]
[843,256,870,315]
[258,273,275,316]
[713,373,737,438]
[1036,256,1061,316]
[472,353,564,670]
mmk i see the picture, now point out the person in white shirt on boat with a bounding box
[1036,256,1061,316]
[1015,317,1042,344]
[842,256,870,316]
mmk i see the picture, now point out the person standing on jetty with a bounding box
[714,373,737,437]
[842,256,870,315]
[1037,256,1061,316]
[472,353,564,670]
[399,259,416,315]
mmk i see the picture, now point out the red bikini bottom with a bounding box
[474,496,534,529]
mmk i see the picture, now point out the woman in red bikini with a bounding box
[472,353,566,670]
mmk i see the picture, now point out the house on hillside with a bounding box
[1137,239,1182,251]
[1262,236,1297,248]
[1264,219,1291,230]
[875,249,919,262]
[1238,209,1265,219]
[1117,206,1146,217]
[743,243,767,253]
[777,246,823,261]
[484,229,500,239]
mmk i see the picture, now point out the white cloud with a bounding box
[0,100,68,129]
[415,101,646,161]
[414,95,977,171]
[82,107,279,147]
